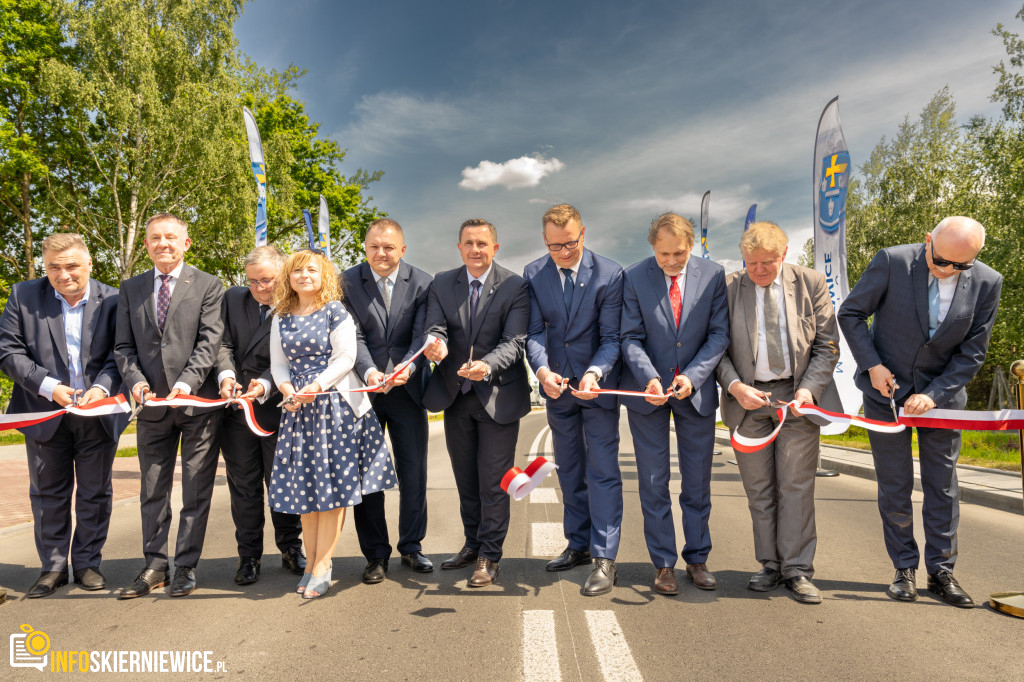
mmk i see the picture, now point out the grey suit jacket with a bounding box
[716,263,841,430]
[0,277,128,441]
[837,243,1002,409]
[422,261,531,424]
[114,264,224,420]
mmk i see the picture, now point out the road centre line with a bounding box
[584,610,643,681]
[523,610,561,681]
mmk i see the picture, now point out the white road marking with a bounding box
[529,487,559,504]
[531,522,566,556]
[584,610,643,681]
[528,424,551,461]
[522,610,561,681]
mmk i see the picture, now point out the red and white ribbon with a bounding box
[145,395,274,437]
[0,394,131,432]
[898,408,1024,431]
[290,337,442,397]
[729,402,1024,454]
[501,456,558,500]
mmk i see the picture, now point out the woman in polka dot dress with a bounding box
[269,249,396,599]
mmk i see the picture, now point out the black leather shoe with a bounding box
[118,568,169,599]
[281,547,306,575]
[747,566,782,592]
[582,559,616,596]
[441,546,479,570]
[362,559,388,584]
[401,552,434,573]
[169,567,196,597]
[785,576,822,604]
[28,571,68,599]
[234,556,261,585]
[927,570,975,608]
[73,567,106,591]
[887,568,917,602]
[546,547,591,572]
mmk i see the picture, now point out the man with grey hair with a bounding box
[839,216,1003,608]
[216,245,304,586]
[0,234,128,598]
[115,213,225,599]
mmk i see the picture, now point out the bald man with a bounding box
[839,216,1002,609]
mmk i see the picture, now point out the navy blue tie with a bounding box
[561,268,574,314]
[461,281,482,394]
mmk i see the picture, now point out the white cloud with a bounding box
[340,92,467,156]
[459,155,566,191]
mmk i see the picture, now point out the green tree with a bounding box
[0,0,76,287]
[40,0,252,282]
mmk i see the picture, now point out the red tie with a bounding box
[669,274,681,328]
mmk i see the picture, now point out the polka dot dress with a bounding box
[270,301,396,513]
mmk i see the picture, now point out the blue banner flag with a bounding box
[317,195,331,258]
[242,107,268,246]
[699,190,711,259]
[812,96,860,433]
[302,209,316,250]
[744,204,756,231]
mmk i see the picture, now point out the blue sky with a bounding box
[235,0,1021,275]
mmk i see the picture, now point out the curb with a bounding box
[713,430,1024,516]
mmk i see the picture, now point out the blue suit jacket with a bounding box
[524,248,623,410]
[342,260,433,407]
[838,243,1002,409]
[0,277,128,441]
[620,256,730,417]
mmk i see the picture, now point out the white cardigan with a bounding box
[269,304,372,418]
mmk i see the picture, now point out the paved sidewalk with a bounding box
[715,428,1024,515]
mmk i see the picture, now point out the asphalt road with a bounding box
[2,409,1023,680]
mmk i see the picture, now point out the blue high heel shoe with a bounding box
[296,572,312,595]
[302,561,332,599]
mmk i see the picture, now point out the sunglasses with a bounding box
[930,241,974,271]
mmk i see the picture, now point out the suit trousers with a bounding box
[626,398,714,567]
[220,409,301,558]
[443,389,518,561]
[546,394,623,559]
[734,379,819,578]
[137,409,221,571]
[354,386,430,559]
[864,395,960,573]
[25,414,118,572]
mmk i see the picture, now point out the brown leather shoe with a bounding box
[468,557,499,587]
[441,546,479,570]
[653,567,678,595]
[686,563,717,590]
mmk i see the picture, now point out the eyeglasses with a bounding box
[545,236,582,252]
[930,241,974,271]
[246,278,276,288]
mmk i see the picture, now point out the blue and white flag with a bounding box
[317,195,331,258]
[699,190,711,259]
[812,96,860,432]
[302,209,317,250]
[242,107,268,246]
[742,204,756,267]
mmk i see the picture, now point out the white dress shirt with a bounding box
[753,272,792,381]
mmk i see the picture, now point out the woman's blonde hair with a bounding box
[273,250,341,315]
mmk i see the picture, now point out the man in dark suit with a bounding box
[422,218,531,587]
[523,204,624,596]
[114,212,225,599]
[621,213,729,596]
[0,234,128,598]
[839,216,1002,608]
[216,245,304,586]
[716,222,840,604]
[342,218,434,584]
